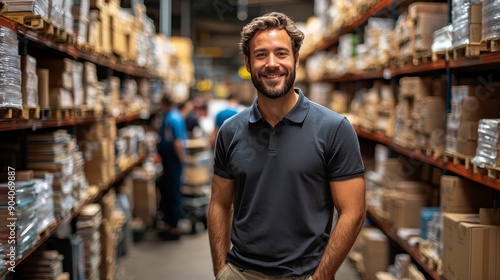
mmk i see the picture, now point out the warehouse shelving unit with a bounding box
[308,1,500,280]
[0,13,153,278]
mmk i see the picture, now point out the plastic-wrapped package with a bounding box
[432,24,453,52]
[0,26,22,109]
[482,0,500,40]
[472,118,500,167]
[452,1,483,47]
[5,0,50,18]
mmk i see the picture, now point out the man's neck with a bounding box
[257,90,298,127]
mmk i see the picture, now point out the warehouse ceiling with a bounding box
[141,0,315,60]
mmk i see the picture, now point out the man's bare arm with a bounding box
[208,174,235,276]
[311,176,366,280]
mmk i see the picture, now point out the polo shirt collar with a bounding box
[249,88,309,124]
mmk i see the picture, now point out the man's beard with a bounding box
[251,68,295,99]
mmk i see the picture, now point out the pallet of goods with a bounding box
[450,0,487,59]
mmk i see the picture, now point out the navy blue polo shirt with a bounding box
[213,88,364,276]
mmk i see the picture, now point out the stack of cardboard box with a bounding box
[446,85,500,157]
[394,76,446,153]
[80,118,117,187]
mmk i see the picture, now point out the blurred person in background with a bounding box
[156,95,188,240]
[210,94,244,147]
[179,97,201,139]
[208,12,366,280]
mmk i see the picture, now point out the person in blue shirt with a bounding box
[210,94,243,147]
[157,95,188,240]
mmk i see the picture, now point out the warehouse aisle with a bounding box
[116,220,361,280]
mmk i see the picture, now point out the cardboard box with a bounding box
[391,194,429,230]
[37,68,50,107]
[415,13,449,37]
[456,138,477,156]
[49,88,73,109]
[360,228,389,280]
[458,121,479,141]
[442,213,500,280]
[440,175,494,213]
[84,159,109,185]
[480,208,500,226]
[132,178,156,226]
[408,2,448,19]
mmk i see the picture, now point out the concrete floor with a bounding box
[117,220,361,280]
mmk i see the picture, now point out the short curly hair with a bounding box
[239,12,305,58]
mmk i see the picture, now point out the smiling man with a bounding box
[208,12,366,280]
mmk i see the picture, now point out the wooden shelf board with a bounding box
[393,60,447,76]
[445,162,500,191]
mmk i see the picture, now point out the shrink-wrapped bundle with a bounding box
[0,26,22,109]
[482,0,500,40]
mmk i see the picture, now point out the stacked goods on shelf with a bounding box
[169,37,195,89]
[182,139,212,195]
[100,189,126,280]
[472,118,500,167]
[79,118,117,187]
[396,2,449,64]
[451,0,485,57]
[0,26,22,111]
[117,125,145,167]
[16,250,65,279]
[436,175,496,279]
[440,175,495,214]
[384,180,433,231]
[72,0,90,46]
[133,3,156,68]
[0,180,38,260]
[50,0,65,30]
[33,177,57,234]
[482,0,500,50]
[72,61,85,110]
[131,167,157,227]
[76,203,102,280]
[365,146,429,225]
[445,85,500,158]
[26,130,88,219]
[394,76,446,155]
[419,208,442,273]
[82,62,105,114]
[62,0,74,36]
[431,24,453,60]
[349,227,389,280]
[337,33,357,75]
[356,17,393,70]
[46,234,86,280]
[442,212,500,280]
[21,55,39,112]
[349,81,395,136]
[181,139,211,233]
[37,58,75,114]
[108,2,135,61]
[4,0,49,17]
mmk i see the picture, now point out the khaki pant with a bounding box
[216,263,313,280]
